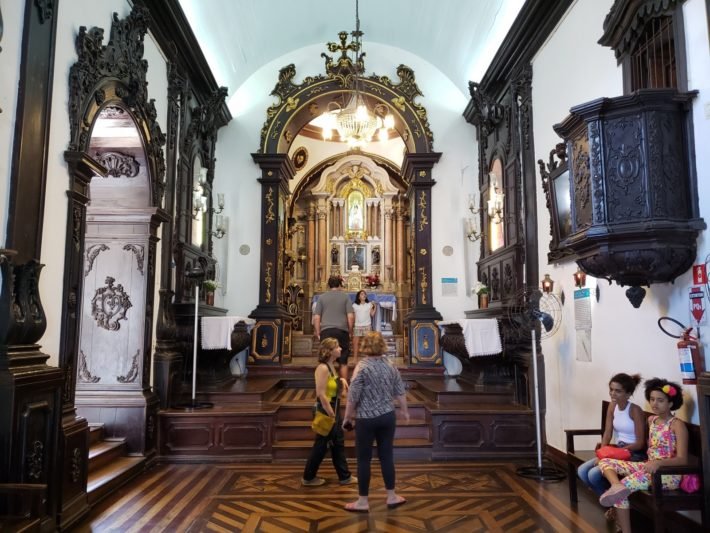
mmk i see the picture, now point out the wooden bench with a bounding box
[565,400,706,532]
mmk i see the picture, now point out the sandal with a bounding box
[599,484,630,507]
[344,501,369,513]
[386,496,407,509]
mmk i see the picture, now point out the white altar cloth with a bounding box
[438,319,502,357]
[200,316,255,350]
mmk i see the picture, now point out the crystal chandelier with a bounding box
[321,0,394,148]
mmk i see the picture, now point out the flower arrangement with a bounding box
[472,281,489,296]
[203,279,220,292]
[365,272,380,287]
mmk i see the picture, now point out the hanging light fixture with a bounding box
[321,0,395,148]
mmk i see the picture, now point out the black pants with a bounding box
[303,404,351,482]
[320,328,350,363]
[354,410,396,496]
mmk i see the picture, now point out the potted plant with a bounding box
[203,279,219,306]
[365,272,380,288]
[473,281,489,309]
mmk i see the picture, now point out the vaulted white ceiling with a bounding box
[179,0,525,96]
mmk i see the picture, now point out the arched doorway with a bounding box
[250,31,442,367]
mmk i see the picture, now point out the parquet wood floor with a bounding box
[72,461,611,532]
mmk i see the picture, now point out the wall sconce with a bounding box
[192,167,208,220]
[487,173,505,224]
[573,267,587,288]
[211,214,227,239]
[467,193,483,241]
[541,273,554,294]
[466,218,483,242]
[210,193,225,215]
[192,188,207,220]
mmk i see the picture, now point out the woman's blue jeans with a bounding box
[577,458,609,496]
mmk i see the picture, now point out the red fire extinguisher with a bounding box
[677,328,704,385]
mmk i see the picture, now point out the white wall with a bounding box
[0,0,26,244]
[532,0,710,451]
[39,0,169,365]
[216,42,479,318]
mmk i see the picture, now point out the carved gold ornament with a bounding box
[418,191,428,231]
[265,187,275,223]
[265,261,273,303]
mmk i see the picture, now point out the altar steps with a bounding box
[159,374,537,462]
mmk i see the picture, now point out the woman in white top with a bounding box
[578,373,646,498]
[352,290,376,364]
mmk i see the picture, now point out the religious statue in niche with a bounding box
[372,246,381,265]
[331,244,339,264]
[348,190,364,232]
[346,246,365,271]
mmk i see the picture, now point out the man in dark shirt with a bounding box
[313,276,354,380]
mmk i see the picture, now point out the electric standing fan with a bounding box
[508,287,565,481]
[175,265,214,410]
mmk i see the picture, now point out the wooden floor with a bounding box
[71,461,615,532]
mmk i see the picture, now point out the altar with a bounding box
[311,292,396,332]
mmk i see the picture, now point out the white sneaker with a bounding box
[301,477,326,486]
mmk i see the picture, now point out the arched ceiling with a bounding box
[178,0,525,97]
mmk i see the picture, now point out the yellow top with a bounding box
[325,369,338,401]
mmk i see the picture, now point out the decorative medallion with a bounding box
[292,146,308,171]
[239,244,250,256]
[95,151,140,177]
[26,441,44,480]
[91,276,132,331]
[71,447,82,483]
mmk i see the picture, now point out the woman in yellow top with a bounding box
[302,337,356,486]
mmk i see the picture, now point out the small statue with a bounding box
[372,246,381,265]
[331,244,339,264]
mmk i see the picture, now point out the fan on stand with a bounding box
[507,287,565,481]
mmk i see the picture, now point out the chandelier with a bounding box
[321,0,394,148]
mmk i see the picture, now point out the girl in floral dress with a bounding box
[597,378,688,533]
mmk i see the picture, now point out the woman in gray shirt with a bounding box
[342,331,409,512]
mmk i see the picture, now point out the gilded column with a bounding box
[383,200,394,287]
[307,204,316,287]
[317,200,328,290]
[395,200,406,290]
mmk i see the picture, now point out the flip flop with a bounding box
[599,484,630,507]
[344,502,369,513]
[387,497,407,509]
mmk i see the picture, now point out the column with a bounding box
[402,152,442,367]
[307,204,316,288]
[316,198,328,290]
[395,200,406,290]
[383,198,394,288]
[250,153,295,364]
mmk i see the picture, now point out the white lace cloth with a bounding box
[438,318,502,357]
[201,316,255,350]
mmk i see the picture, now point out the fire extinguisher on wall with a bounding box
[677,327,704,384]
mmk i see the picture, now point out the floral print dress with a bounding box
[598,416,682,509]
